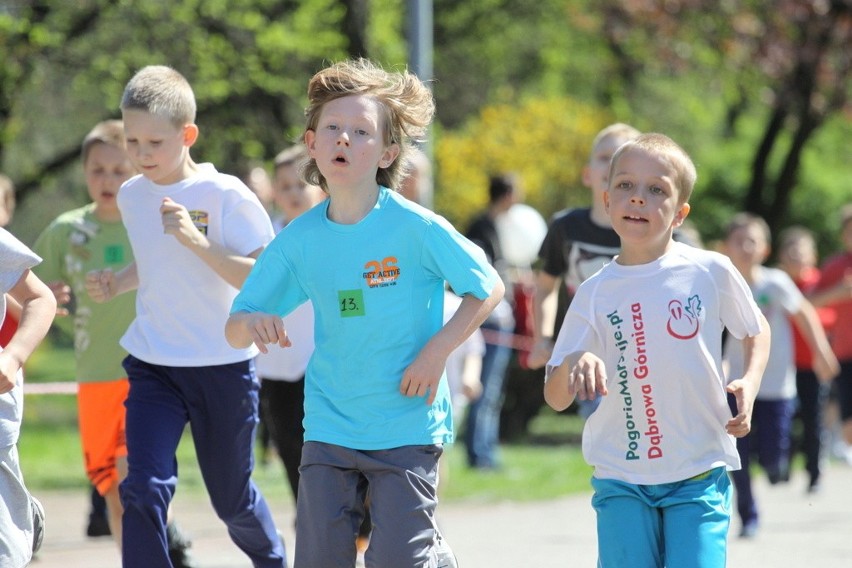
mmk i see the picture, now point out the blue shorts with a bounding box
[591,467,732,568]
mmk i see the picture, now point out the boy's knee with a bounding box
[119,473,173,512]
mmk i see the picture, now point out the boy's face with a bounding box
[272,164,324,220]
[724,224,769,270]
[779,235,815,272]
[84,142,135,216]
[584,135,631,208]
[122,109,196,186]
[604,147,689,250]
[304,94,399,193]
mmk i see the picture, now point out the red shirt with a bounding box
[815,252,852,361]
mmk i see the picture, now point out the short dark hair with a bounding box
[488,173,517,204]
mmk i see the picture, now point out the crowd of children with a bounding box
[1,58,850,568]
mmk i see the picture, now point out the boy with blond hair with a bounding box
[545,133,771,567]
[227,58,503,568]
[528,123,641,421]
[86,65,285,567]
[34,119,194,564]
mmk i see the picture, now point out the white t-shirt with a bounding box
[118,164,274,366]
[0,228,42,446]
[255,214,315,381]
[255,300,315,381]
[724,265,802,400]
[547,243,763,484]
[443,291,485,415]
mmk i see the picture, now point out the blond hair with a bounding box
[273,144,309,171]
[120,65,196,127]
[302,58,435,191]
[610,132,697,203]
[81,120,126,164]
[591,122,641,155]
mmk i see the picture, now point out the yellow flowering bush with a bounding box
[435,96,615,228]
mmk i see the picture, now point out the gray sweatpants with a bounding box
[295,441,452,568]
[0,444,35,568]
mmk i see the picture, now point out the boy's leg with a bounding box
[361,445,448,568]
[591,476,663,568]
[261,377,305,501]
[121,356,188,568]
[0,444,36,567]
[662,468,732,568]
[78,379,129,540]
[796,370,829,489]
[465,312,513,469]
[757,399,796,484]
[183,360,286,568]
[727,394,758,534]
[295,442,367,567]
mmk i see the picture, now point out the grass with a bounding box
[19,342,593,504]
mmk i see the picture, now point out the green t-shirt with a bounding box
[33,203,136,383]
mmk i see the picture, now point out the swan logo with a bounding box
[666,296,701,340]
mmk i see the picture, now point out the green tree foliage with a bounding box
[1,0,848,254]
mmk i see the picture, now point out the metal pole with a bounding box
[408,0,434,209]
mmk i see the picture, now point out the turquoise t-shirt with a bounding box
[232,187,498,449]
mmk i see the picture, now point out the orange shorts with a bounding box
[77,379,129,496]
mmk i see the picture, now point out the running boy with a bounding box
[86,65,285,568]
[544,133,771,567]
[528,123,640,421]
[226,58,504,568]
[0,227,55,567]
[722,213,839,537]
[34,119,194,564]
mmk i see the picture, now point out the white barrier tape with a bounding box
[23,382,77,395]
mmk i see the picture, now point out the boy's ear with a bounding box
[581,163,593,188]
[603,190,610,213]
[379,142,400,169]
[304,130,316,155]
[673,202,691,227]
[183,124,199,148]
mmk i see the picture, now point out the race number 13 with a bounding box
[338,289,365,318]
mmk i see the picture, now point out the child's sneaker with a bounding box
[435,531,458,568]
[30,495,45,554]
[167,522,197,568]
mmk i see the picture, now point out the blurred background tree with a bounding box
[0,0,849,253]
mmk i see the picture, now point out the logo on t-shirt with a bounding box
[666,295,702,340]
[189,210,209,235]
[362,256,400,288]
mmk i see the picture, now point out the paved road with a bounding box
[30,462,852,567]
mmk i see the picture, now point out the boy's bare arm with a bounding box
[528,270,559,369]
[0,270,56,393]
[86,262,139,303]
[791,301,840,382]
[808,271,852,308]
[225,310,291,353]
[726,313,771,437]
[400,278,506,405]
[160,197,262,289]
[544,351,608,412]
